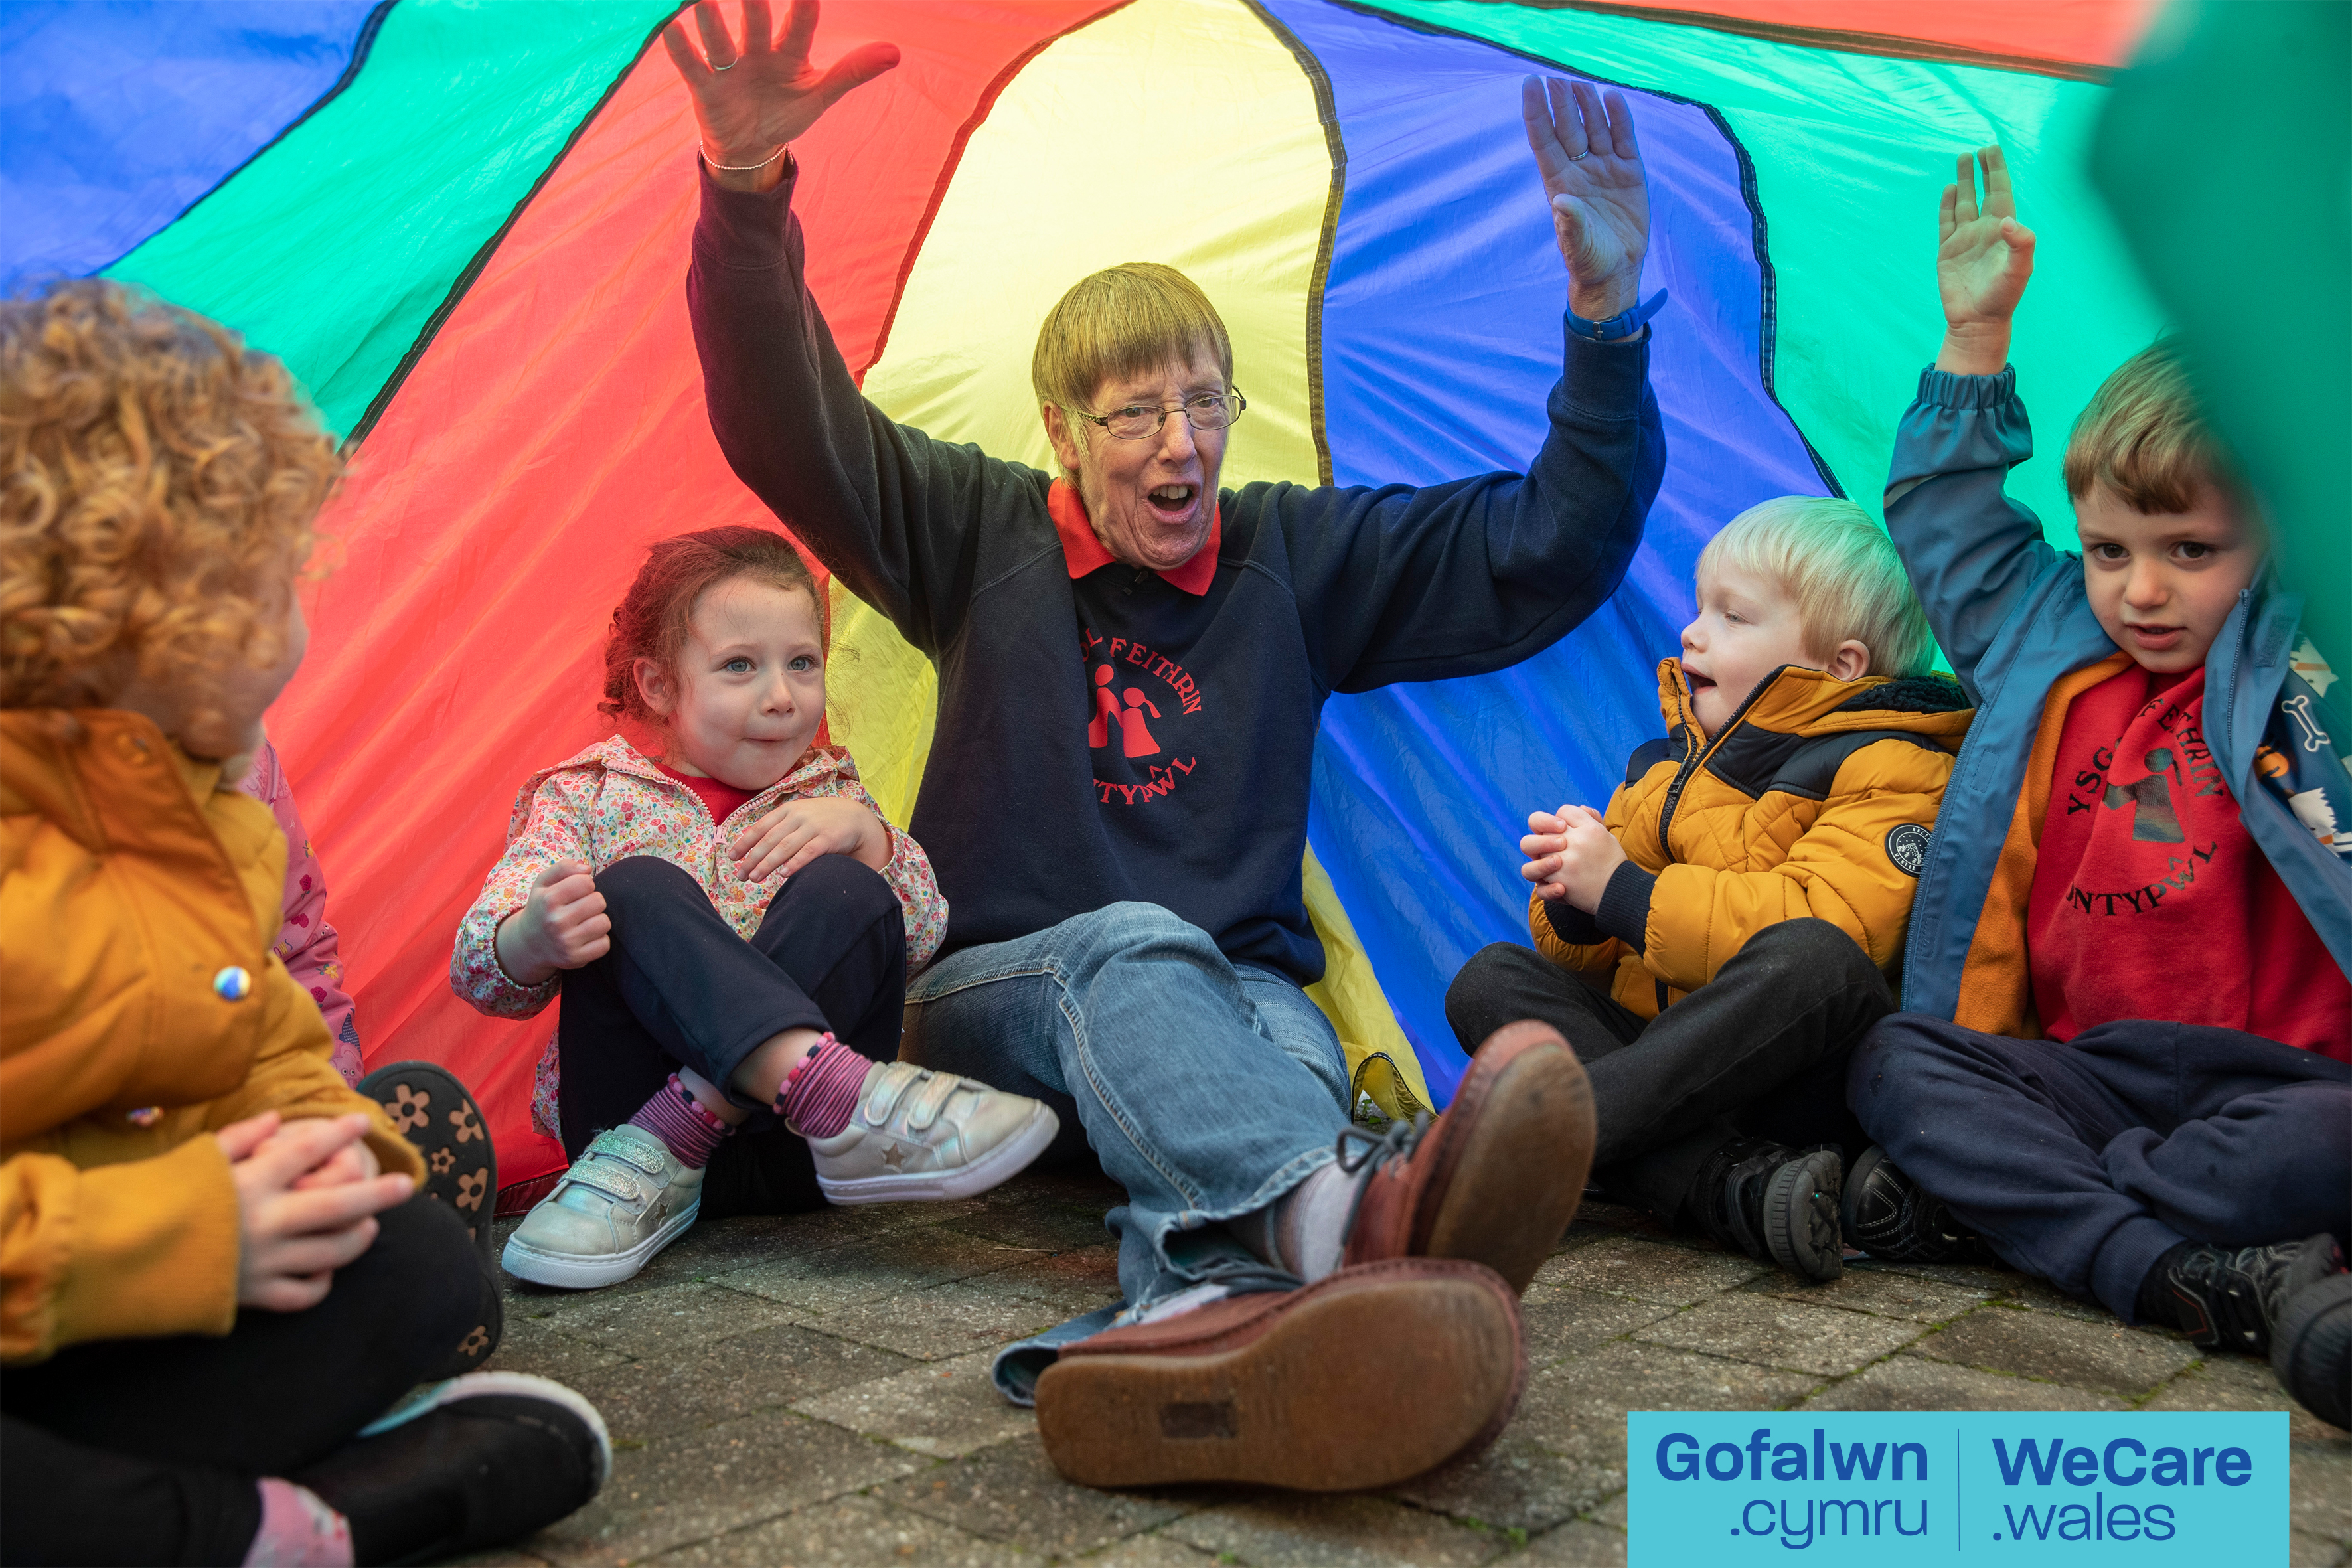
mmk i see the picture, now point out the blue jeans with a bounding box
[903,902,1353,1305]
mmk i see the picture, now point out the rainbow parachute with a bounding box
[4,0,2161,1184]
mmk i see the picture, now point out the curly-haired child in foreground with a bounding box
[0,280,607,1567]
[457,526,1058,1291]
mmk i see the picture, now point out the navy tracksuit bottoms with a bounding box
[1848,1015,2352,1320]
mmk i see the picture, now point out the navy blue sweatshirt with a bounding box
[688,163,1665,986]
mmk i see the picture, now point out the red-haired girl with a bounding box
[454,526,1056,1289]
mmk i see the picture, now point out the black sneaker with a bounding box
[2149,1233,2343,1358]
[1840,1144,1996,1266]
[1691,1138,1844,1283]
[358,1060,503,1373]
[293,1372,609,1566]
[2274,1253,2352,1430]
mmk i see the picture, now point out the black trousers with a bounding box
[1446,918,1888,1222]
[0,1196,480,1567]
[556,854,906,1219]
[1849,1014,2352,1320]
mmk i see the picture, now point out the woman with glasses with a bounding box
[665,0,1666,1490]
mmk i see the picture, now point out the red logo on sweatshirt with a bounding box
[1082,629,1202,805]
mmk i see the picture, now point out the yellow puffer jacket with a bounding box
[1531,661,1972,1018]
[0,710,421,1365]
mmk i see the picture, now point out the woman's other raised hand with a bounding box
[661,0,900,192]
[1522,76,1650,323]
[1936,145,2037,376]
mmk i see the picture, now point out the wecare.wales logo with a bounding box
[1627,1412,2284,1563]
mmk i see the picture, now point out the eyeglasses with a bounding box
[1077,390,1247,441]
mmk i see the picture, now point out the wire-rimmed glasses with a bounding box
[1077,390,1247,441]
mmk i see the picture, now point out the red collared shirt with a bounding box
[1046,477,1220,595]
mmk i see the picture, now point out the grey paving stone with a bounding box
[1800,1356,2128,1412]
[1389,1432,1608,1533]
[793,1348,1038,1458]
[557,1322,923,1443]
[1908,1304,2200,1399]
[1533,1235,1768,1306]
[1749,1265,1994,1324]
[1587,1492,1628,1529]
[1518,1286,1678,1366]
[481,1311,631,1384]
[2292,1441,2352,1543]
[724,1229,1046,1318]
[980,1242,1125,1305]
[635,1494,1030,1568]
[529,1410,920,1566]
[801,1275,1096,1362]
[1634,1293,1925,1377]
[1079,1533,1223,1567]
[526,1281,798,1356]
[2294,1528,2350,1568]
[1164,1494,1503,1567]
[1508,1340,1816,1478]
[877,1432,1190,1555]
[1518,1519,1628,1567]
[1992,1273,2133,1323]
[2142,1349,2352,1443]
[1857,1257,2029,1296]
[939,1198,1116,1253]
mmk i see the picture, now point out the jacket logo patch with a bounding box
[1885,823,1931,877]
[1083,628,1203,806]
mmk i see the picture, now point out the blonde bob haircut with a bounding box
[2063,338,2238,516]
[0,279,339,714]
[1698,496,1937,678]
[1032,262,1233,447]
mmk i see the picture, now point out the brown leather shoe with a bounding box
[1340,1020,1595,1293]
[1034,1259,1523,1491]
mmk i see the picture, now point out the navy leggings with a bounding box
[1848,1016,2352,1320]
[555,854,906,1219]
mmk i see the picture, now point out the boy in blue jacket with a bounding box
[1845,148,2351,1427]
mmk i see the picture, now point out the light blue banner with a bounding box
[1627,1411,2288,1563]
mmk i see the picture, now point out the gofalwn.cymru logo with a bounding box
[1626,1412,2284,1563]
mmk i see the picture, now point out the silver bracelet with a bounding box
[701,143,785,173]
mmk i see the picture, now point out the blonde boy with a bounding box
[1448,495,1970,1283]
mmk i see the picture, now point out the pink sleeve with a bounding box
[450,767,593,1018]
[239,742,363,1085]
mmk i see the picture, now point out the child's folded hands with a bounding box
[215,1111,415,1312]
[1520,803,1625,913]
[726,795,890,882]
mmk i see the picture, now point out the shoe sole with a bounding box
[1764,1150,1845,1283]
[356,1059,499,1275]
[1035,1267,1522,1490]
[2273,1271,2352,1431]
[501,1197,701,1289]
[818,1101,1061,1205]
[1421,1024,1596,1294]
[357,1370,615,1488]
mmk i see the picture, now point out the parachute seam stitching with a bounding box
[1237,0,1346,489]
[341,5,678,449]
[860,0,1143,382]
[96,0,400,279]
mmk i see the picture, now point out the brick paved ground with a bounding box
[463,1168,2351,1567]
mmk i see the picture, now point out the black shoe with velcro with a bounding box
[1691,1137,1844,1283]
[1838,1144,1998,1267]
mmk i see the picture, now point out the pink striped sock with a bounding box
[776,1034,872,1139]
[627,1074,734,1168]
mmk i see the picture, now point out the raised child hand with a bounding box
[495,858,611,987]
[662,0,900,187]
[728,795,888,883]
[1936,145,2037,376]
[216,1112,414,1312]
[1521,77,1648,322]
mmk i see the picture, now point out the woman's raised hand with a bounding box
[1522,77,1650,322]
[1935,145,2036,375]
[662,0,900,186]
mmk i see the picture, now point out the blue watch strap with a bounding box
[1565,287,1668,342]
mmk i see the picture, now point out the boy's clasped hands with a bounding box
[1522,803,1627,911]
[214,1110,414,1312]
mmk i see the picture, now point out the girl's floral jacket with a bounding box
[451,734,946,1022]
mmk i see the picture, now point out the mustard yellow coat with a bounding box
[1,710,420,1365]
[1531,661,1973,1018]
